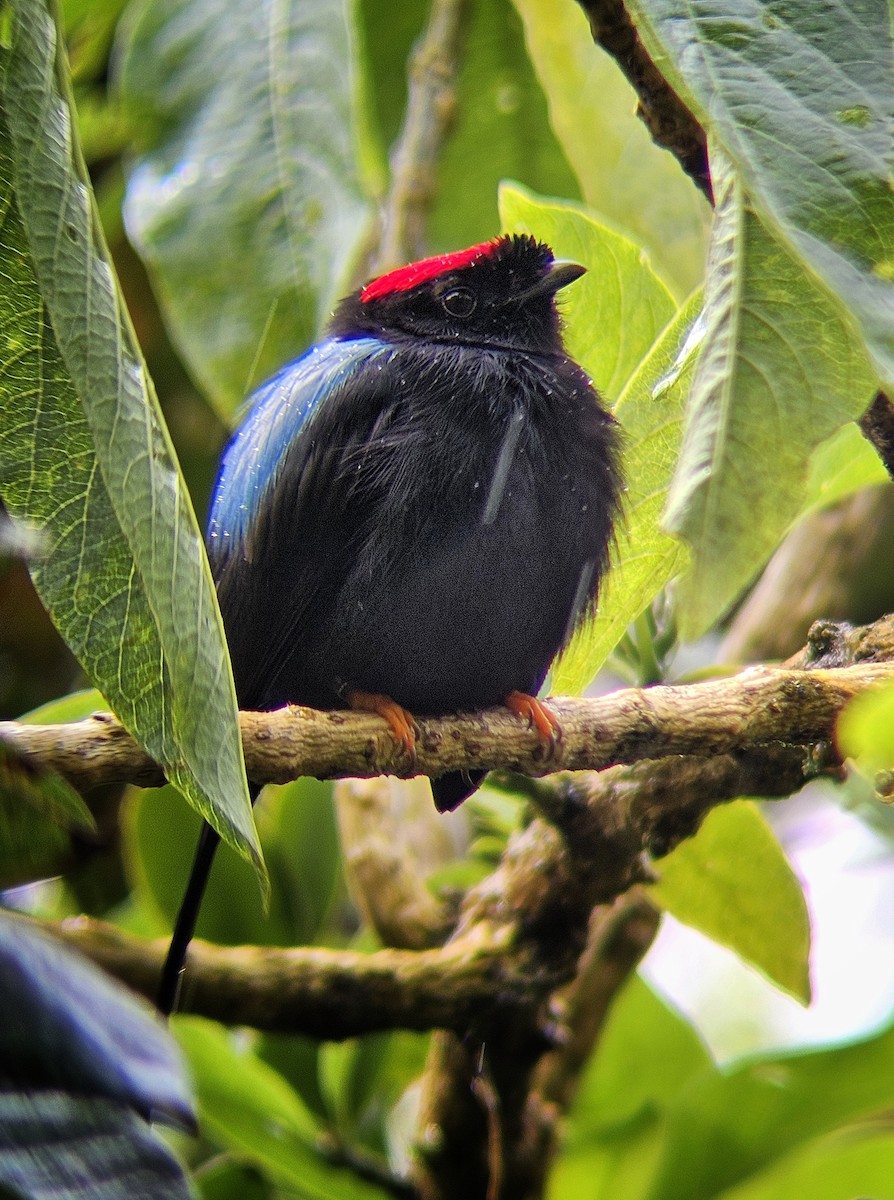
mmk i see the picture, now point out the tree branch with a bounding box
[2,660,890,795]
[31,646,864,1043]
[859,392,894,481]
[575,0,711,199]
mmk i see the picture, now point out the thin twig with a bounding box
[576,0,711,199]
[368,0,471,274]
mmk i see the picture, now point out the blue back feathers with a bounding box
[207,336,388,562]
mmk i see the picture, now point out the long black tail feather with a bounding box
[430,769,485,813]
[157,783,260,1016]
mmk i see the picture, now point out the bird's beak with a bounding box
[506,258,587,304]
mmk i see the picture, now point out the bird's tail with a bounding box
[430,769,485,813]
[157,783,260,1016]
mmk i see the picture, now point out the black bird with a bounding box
[158,234,621,1014]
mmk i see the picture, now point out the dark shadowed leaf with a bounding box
[119,0,371,417]
[0,739,94,888]
[0,914,193,1126]
[0,1092,194,1200]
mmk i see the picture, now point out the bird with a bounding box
[157,233,622,1015]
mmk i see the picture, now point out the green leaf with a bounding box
[19,689,106,725]
[510,0,710,298]
[627,0,894,388]
[127,778,340,947]
[557,974,894,1200]
[174,1017,391,1200]
[0,0,260,880]
[550,975,711,1200]
[195,1159,270,1200]
[319,1030,428,1148]
[648,801,811,1003]
[650,1018,894,1200]
[716,1131,894,1200]
[664,149,878,638]
[555,296,702,693]
[118,0,371,416]
[498,185,694,694]
[0,1092,195,1200]
[802,423,888,517]
[569,974,712,1138]
[837,680,894,778]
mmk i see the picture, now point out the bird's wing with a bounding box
[207,336,397,709]
[207,336,390,568]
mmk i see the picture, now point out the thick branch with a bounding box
[37,704,842,1046]
[42,916,513,1038]
[2,661,890,793]
[334,777,457,950]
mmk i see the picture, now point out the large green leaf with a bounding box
[0,0,259,875]
[628,0,894,387]
[119,0,371,416]
[554,294,701,694]
[648,801,811,1003]
[510,0,710,298]
[568,974,712,1137]
[498,185,690,694]
[549,975,712,1200]
[650,1017,894,1200]
[553,973,894,1200]
[126,777,340,948]
[664,149,878,638]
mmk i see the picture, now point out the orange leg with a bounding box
[346,688,418,761]
[505,690,562,753]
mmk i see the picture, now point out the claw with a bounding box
[346,689,418,763]
[505,690,561,754]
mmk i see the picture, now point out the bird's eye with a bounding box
[441,288,477,318]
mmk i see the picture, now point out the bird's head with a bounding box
[329,234,585,355]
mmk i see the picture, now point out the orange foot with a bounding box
[346,689,418,762]
[505,690,562,755]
